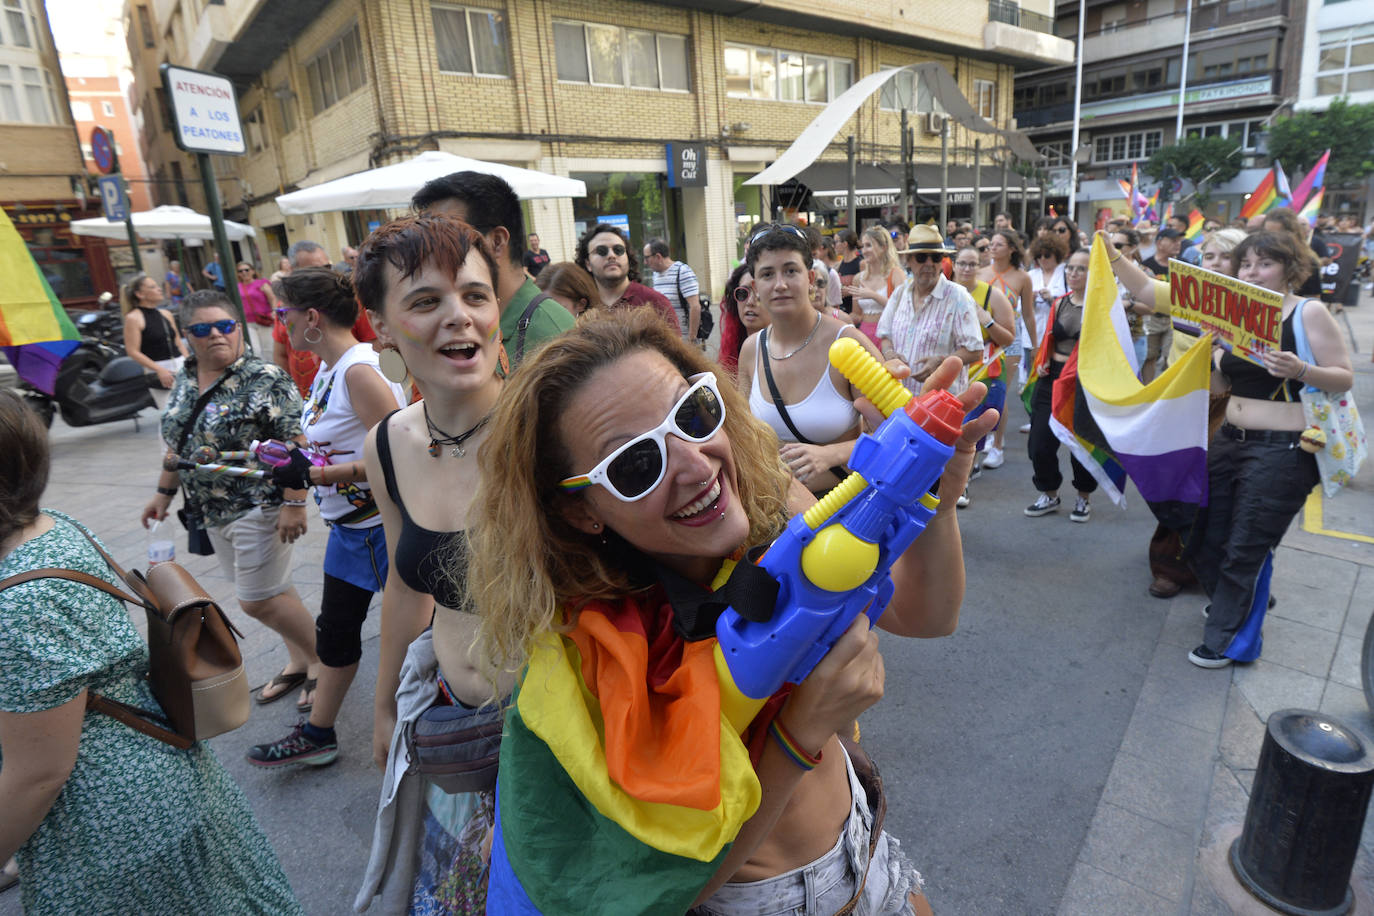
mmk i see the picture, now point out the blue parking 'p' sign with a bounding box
[98,175,128,221]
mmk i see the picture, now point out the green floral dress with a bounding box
[0,512,304,916]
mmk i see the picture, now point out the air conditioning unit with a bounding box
[927,112,946,134]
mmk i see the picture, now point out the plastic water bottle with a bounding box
[147,520,175,568]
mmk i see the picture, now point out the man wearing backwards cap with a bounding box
[875,223,984,396]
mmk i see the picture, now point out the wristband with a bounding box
[769,718,823,770]
[1297,361,1309,381]
[983,318,994,329]
[156,486,177,497]
[281,499,308,508]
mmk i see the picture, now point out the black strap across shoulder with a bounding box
[514,292,551,364]
[759,328,814,445]
[373,408,405,508]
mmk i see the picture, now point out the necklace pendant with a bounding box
[428,442,441,458]
[453,445,465,457]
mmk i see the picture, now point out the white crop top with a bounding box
[749,326,860,444]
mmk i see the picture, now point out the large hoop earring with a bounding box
[303,326,323,345]
[378,345,409,384]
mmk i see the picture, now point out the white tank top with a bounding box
[749,326,860,444]
[303,343,407,525]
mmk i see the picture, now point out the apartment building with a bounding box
[1293,0,1371,216]
[1014,0,1302,225]
[0,0,115,306]
[125,0,1069,294]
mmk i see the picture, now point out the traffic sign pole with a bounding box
[123,188,142,272]
[197,152,251,354]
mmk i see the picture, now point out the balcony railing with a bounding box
[989,0,1054,35]
[1191,0,1287,30]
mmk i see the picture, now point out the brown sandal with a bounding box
[255,670,307,705]
[296,677,319,713]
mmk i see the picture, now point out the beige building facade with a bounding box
[125,0,1069,295]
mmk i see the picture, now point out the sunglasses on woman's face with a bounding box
[732,286,755,303]
[187,319,238,337]
[1054,226,1071,234]
[975,244,989,252]
[592,244,626,257]
[557,374,726,502]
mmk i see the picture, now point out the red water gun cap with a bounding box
[903,389,965,445]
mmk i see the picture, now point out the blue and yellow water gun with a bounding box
[717,337,965,700]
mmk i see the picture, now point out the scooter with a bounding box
[67,291,127,353]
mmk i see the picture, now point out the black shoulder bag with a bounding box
[758,328,848,481]
[675,263,712,341]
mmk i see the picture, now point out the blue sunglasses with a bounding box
[188,319,238,338]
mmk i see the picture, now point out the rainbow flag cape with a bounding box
[1290,149,1329,213]
[1184,209,1205,243]
[0,207,79,394]
[1074,236,1213,524]
[1020,281,1129,506]
[488,587,766,914]
[1297,187,1324,228]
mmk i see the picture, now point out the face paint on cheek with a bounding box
[396,319,425,344]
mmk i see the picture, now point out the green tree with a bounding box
[1144,135,1242,211]
[1266,98,1374,187]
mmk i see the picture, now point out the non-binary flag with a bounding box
[1075,235,1213,525]
[0,206,79,394]
[1290,149,1330,213]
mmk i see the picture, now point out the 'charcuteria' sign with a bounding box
[1168,259,1283,366]
[160,63,245,156]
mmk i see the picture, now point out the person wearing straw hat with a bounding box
[875,224,983,398]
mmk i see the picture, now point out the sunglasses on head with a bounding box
[747,223,807,247]
[907,251,943,264]
[188,319,238,338]
[592,244,626,257]
[558,373,726,502]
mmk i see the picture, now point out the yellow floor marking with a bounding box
[1303,488,1374,544]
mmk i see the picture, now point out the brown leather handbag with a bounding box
[0,526,249,750]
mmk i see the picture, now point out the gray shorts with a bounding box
[207,505,295,602]
[694,746,924,916]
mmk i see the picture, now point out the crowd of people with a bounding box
[0,166,1365,915]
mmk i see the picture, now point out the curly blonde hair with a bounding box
[468,308,791,673]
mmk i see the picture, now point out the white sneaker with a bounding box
[956,487,970,508]
[1070,496,1091,522]
[1024,493,1060,516]
[1019,422,1032,434]
[981,445,1004,469]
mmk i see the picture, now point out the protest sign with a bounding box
[1168,259,1283,365]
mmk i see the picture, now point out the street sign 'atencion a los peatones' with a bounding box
[160,63,246,156]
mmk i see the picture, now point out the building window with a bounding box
[724,43,850,103]
[101,100,115,117]
[432,5,510,77]
[20,66,49,123]
[0,65,19,121]
[136,4,154,47]
[71,99,93,120]
[1316,25,1374,96]
[245,107,266,153]
[306,24,366,114]
[3,0,31,48]
[1190,38,1273,84]
[879,68,943,112]
[275,83,297,134]
[1093,129,1163,163]
[1184,118,1265,150]
[1038,140,1072,167]
[555,20,689,92]
[974,78,996,119]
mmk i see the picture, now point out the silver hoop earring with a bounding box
[303,326,323,344]
[378,346,408,384]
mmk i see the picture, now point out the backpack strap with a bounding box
[514,292,551,364]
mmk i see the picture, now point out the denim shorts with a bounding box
[693,747,923,916]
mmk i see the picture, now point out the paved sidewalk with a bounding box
[1060,288,1374,915]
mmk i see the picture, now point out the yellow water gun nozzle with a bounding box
[829,338,912,419]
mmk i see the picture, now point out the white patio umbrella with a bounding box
[68,204,257,241]
[274,150,586,215]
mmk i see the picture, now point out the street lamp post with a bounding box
[1068,0,1086,221]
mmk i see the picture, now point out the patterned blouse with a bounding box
[876,274,984,395]
[160,353,303,528]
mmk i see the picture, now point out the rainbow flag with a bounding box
[0,207,79,394]
[1184,209,1205,243]
[1297,186,1324,228]
[1161,202,1174,227]
[1290,149,1329,213]
[1076,236,1213,523]
[1238,161,1293,221]
[488,587,766,914]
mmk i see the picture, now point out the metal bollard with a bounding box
[1230,709,1374,916]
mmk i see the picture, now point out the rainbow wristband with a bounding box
[769,719,823,771]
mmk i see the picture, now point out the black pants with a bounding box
[316,573,376,667]
[1190,430,1318,654]
[1027,361,1097,495]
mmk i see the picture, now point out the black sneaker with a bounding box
[1024,494,1060,517]
[1188,644,1232,669]
[1069,496,1091,523]
[247,721,339,768]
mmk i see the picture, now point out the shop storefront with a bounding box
[571,171,684,258]
[3,199,117,308]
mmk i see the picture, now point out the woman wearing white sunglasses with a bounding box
[469,307,997,915]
